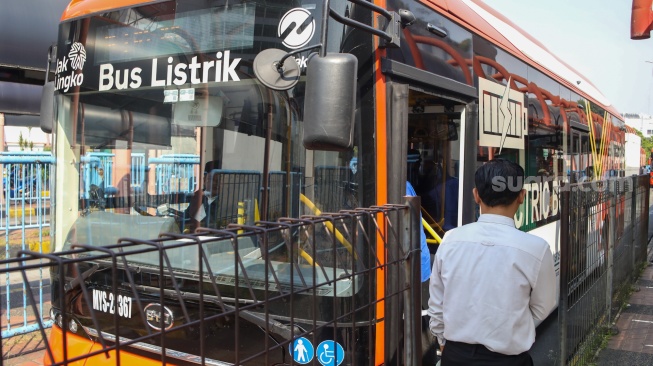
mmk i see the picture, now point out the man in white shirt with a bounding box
[186,160,220,231]
[428,158,556,365]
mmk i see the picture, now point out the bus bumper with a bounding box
[44,325,176,365]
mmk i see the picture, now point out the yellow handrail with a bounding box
[421,207,445,236]
[299,249,316,265]
[299,193,355,256]
[422,217,442,245]
[245,199,318,266]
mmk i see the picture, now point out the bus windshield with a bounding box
[51,0,365,282]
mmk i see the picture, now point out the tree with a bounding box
[18,132,25,151]
[634,129,653,162]
[18,129,35,151]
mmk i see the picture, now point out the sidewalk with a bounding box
[596,262,653,365]
[2,329,49,366]
[596,203,653,366]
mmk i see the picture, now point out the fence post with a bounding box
[402,195,421,366]
[606,180,616,323]
[631,176,638,276]
[645,175,650,260]
[559,188,570,366]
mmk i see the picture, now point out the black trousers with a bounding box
[441,340,533,366]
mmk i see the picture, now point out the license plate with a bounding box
[92,289,133,318]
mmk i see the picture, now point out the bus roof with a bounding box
[60,0,622,120]
[450,0,622,120]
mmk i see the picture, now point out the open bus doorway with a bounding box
[407,89,464,241]
[404,88,466,365]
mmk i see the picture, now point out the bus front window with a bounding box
[50,0,365,291]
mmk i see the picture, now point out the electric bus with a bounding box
[40,0,626,364]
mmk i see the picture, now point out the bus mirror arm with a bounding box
[276,44,323,72]
[341,1,415,48]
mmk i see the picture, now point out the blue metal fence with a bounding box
[130,153,146,189]
[0,151,54,338]
[150,154,200,194]
[81,152,115,199]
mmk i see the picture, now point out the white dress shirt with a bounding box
[193,192,218,222]
[427,213,556,355]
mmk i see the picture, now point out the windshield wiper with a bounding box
[65,263,101,291]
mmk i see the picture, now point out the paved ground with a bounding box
[2,329,49,366]
[594,200,653,366]
[595,258,653,365]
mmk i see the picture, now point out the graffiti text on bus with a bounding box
[98,51,241,91]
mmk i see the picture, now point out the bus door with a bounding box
[385,78,477,236]
[384,77,476,365]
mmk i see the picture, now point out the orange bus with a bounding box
[40,0,625,364]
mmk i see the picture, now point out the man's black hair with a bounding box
[474,158,524,207]
[204,160,220,174]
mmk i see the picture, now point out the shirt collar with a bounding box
[477,214,515,227]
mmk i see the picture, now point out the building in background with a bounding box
[623,113,653,137]
[624,124,645,175]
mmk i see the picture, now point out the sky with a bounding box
[483,0,653,116]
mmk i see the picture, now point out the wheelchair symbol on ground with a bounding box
[289,337,314,364]
[316,340,345,366]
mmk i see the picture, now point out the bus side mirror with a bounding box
[303,53,357,151]
[40,80,54,134]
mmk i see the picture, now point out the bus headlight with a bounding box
[49,307,64,328]
[68,319,78,333]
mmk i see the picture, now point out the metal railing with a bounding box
[0,199,423,365]
[314,166,358,213]
[150,154,200,194]
[81,152,115,199]
[0,152,55,338]
[559,174,650,365]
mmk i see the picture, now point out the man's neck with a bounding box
[479,203,518,219]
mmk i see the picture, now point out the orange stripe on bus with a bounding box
[373,1,388,364]
[44,325,177,366]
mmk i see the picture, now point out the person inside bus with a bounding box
[423,164,459,232]
[428,158,556,366]
[186,160,220,232]
[415,150,458,233]
[406,149,432,284]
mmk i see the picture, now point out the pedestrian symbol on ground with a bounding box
[289,337,314,364]
[316,340,345,366]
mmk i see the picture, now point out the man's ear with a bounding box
[473,188,481,205]
[517,189,526,205]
